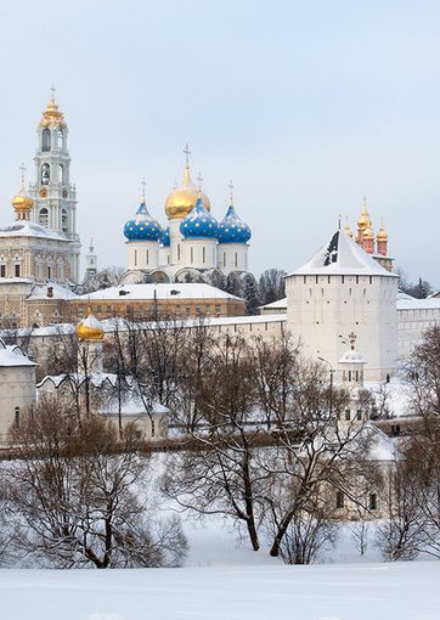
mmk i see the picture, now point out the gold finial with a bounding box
[141,176,147,202]
[183,143,191,169]
[229,180,234,204]
[349,331,357,350]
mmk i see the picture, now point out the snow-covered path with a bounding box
[1,562,439,620]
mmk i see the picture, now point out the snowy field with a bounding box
[1,561,439,620]
[1,518,439,620]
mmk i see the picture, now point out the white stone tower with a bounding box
[30,91,81,283]
[84,238,98,283]
[285,229,399,381]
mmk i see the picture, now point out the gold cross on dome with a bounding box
[196,173,203,190]
[183,143,191,166]
[50,85,56,101]
[228,180,234,203]
[19,162,26,188]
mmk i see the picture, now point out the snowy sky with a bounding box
[1,0,440,285]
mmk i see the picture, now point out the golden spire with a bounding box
[377,217,388,241]
[357,195,371,230]
[12,163,34,215]
[344,215,353,239]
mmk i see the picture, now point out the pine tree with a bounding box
[243,274,261,316]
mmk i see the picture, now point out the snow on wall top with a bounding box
[288,230,398,278]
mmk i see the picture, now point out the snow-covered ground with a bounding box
[1,560,439,620]
[1,517,439,620]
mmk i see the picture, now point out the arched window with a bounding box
[14,407,20,429]
[41,163,50,185]
[61,209,68,233]
[58,164,64,185]
[57,128,63,149]
[39,208,49,227]
[42,128,51,152]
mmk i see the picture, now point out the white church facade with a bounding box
[121,149,252,285]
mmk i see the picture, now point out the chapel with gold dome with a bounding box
[121,145,253,284]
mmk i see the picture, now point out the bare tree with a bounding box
[259,268,286,305]
[163,334,265,551]
[8,400,187,568]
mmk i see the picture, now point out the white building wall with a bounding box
[127,241,159,270]
[217,243,248,275]
[169,219,184,266]
[0,366,36,441]
[182,238,217,270]
[286,273,398,381]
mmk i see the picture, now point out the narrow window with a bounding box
[345,409,351,421]
[146,249,149,265]
[134,249,137,267]
[223,252,226,267]
[336,491,345,509]
[47,266,52,279]
[202,247,206,263]
[0,265,5,278]
[235,252,238,267]
[369,493,377,511]
[41,163,50,185]
[14,407,20,428]
[356,409,362,421]
[14,264,20,278]
[42,128,51,151]
[191,247,194,263]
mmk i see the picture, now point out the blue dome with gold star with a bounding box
[160,226,170,247]
[217,203,251,244]
[123,202,162,242]
[180,196,219,239]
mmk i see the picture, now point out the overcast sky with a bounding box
[1,0,440,286]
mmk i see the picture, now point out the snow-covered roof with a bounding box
[78,283,243,302]
[288,230,398,278]
[0,221,67,241]
[259,297,287,310]
[27,282,78,300]
[0,338,36,367]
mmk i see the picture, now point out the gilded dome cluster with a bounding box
[124,201,162,242]
[217,203,251,244]
[180,196,219,239]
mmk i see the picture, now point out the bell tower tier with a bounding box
[29,92,81,284]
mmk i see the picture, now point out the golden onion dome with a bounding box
[12,187,34,212]
[39,94,67,129]
[12,169,34,213]
[76,310,104,341]
[377,220,388,241]
[363,225,374,240]
[165,164,211,219]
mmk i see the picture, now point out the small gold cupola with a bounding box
[12,164,34,220]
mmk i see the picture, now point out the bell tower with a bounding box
[30,90,81,283]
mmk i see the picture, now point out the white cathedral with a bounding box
[120,148,252,285]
